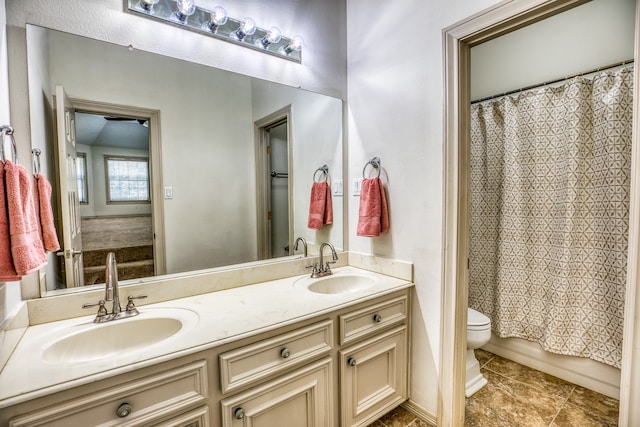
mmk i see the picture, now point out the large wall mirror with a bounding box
[26,25,344,296]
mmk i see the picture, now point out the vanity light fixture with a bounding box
[173,0,196,23]
[257,26,282,49]
[230,17,257,41]
[281,35,303,56]
[126,0,303,63]
[206,6,228,33]
[139,0,160,12]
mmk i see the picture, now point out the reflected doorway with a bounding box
[55,108,155,287]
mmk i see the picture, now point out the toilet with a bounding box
[466,308,491,397]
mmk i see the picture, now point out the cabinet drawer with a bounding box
[219,319,333,394]
[339,294,408,345]
[220,358,333,427]
[9,360,208,427]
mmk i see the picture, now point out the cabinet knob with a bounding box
[116,402,132,418]
[347,357,357,366]
[280,347,291,359]
[373,314,382,323]
[234,407,246,419]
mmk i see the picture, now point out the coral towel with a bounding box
[0,166,21,281]
[4,160,47,276]
[356,177,389,237]
[34,173,60,252]
[307,181,333,230]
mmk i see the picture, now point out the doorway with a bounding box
[441,0,640,426]
[51,95,165,290]
[255,106,293,260]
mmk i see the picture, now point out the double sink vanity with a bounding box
[0,253,413,426]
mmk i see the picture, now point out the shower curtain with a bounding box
[469,65,633,368]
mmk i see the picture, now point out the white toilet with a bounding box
[466,308,491,397]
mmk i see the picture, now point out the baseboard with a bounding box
[402,399,437,426]
[484,334,621,399]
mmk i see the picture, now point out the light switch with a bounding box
[164,186,173,199]
[353,178,362,196]
[333,180,343,196]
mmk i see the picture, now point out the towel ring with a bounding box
[313,164,329,182]
[362,156,381,178]
[0,125,17,163]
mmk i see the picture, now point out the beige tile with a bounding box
[377,406,418,427]
[465,369,565,427]
[550,402,619,427]
[370,421,388,427]
[484,355,574,399]
[565,385,619,422]
[475,348,494,367]
[409,418,435,427]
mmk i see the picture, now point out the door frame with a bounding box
[254,105,293,260]
[440,0,640,426]
[69,98,166,278]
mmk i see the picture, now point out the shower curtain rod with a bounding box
[471,58,634,104]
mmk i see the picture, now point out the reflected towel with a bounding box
[0,166,21,281]
[34,173,60,252]
[307,181,333,230]
[356,177,389,237]
[5,160,47,275]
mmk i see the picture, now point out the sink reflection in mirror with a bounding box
[41,308,199,364]
[25,25,343,296]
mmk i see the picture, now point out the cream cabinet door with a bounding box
[220,358,333,427]
[339,326,408,427]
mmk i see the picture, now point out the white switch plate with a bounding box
[164,186,173,199]
[353,178,362,196]
[333,180,343,196]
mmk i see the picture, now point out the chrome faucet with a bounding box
[82,252,147,323]
[294,237,308,257]
[309,242,338,278]
[105,252,122,315]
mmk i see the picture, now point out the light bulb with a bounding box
[281,35,303,55]
[231,17,256,41]
[175,0,196,22]
[207,6,228,32]
[258,26,282,49]
[139,0,159,12]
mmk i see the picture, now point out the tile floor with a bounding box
[373,349,620,427]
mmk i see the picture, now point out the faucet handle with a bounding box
[125,295,148,313]
[82,300,108,320]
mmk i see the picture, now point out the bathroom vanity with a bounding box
[0,265,412,426]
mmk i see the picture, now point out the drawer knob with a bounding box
[116,402,132,418]
[373,314,382,323]
[280,347,291,359]
[235,407,246,419]
[347,357,357,366]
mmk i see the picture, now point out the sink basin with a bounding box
[42,308,198,363]
[294,271,381,294]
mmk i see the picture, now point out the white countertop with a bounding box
[0,266,412,408]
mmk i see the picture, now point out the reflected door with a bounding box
[55,85,84,287]
[268,121,290,257]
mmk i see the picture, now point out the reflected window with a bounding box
[76,153,88,204]
[105,156,150,203]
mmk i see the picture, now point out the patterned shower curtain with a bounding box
[469,65,633,368]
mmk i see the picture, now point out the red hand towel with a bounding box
[5,161,47,275]
[0,166,21,281]
[307,181,333,230]
[356,177,390,237]
[34,173,60,252]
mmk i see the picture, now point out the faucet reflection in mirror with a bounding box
[128,0,303,62]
